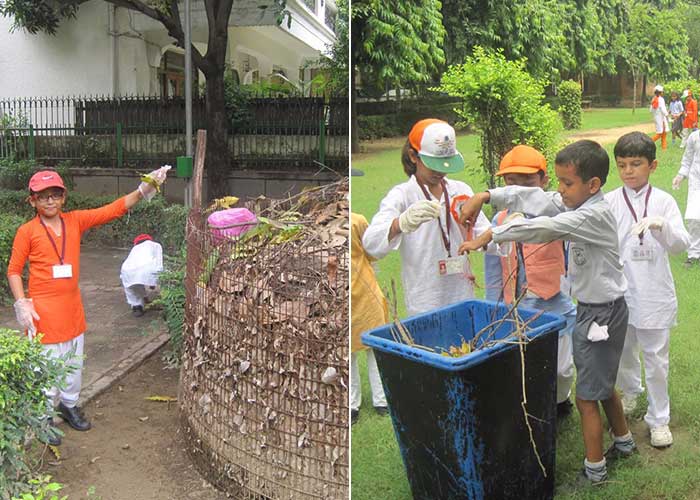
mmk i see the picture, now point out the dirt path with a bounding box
[42,353,228,500]
[352,123,657,161]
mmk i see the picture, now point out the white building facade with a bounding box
[0,0,337,98]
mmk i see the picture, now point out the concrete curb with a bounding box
[78,332,171,407]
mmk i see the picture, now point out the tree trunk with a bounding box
[204,70,230,201]
[632,69,637,114]
[351,64,359,154]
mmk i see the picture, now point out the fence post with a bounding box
[116,122,123,168]
[318,118,326,166]
[28,125,35,160]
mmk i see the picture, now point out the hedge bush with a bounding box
[357,102,465,140]
[0,329,72,499]
[0,159,74,192]
[559,80,582,130]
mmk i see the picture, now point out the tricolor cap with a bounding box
[654,84,664,92]
[497,145,547,176]
[133,233,153,245]
[28,170,65,193]
[409,119,464,174]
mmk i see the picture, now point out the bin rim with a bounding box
[361,299,566,372]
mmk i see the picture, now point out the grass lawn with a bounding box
[351,119,700,499]
[579,107,652,131]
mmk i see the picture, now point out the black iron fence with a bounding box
[0,94,348,171]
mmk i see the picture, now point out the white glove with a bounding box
[138,165,172,202]
[630,216,665,236]
[587,321,609,342]
[14,298,40,339]
[398,200,441,233]
[672,175,684,190]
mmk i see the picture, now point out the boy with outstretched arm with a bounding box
[458,140,635,484]
[607,132,689,448]
[484,145,577,418]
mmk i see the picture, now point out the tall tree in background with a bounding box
[351,0,445,153]
[0,0,285,199]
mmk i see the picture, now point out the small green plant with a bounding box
[154,248,186,367]
[0,330,73,499]
[558,80,582,130]
[0,212,27,300]
[437,46,562,188]
[11,476,67,500]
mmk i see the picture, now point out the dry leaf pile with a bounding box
[181,180,349,500]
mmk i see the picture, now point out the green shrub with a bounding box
[0,159,74,191]
[0,213,27,300]
[559,80,582,130]
[437,46,562,188]
[0,190,187,254]
[154,248,186,367]
[357,102,464,140]
[11,476,67,500]
[0,330,72,499]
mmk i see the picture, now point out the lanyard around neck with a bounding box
[622,185,652,245]
[39,217,66,264]
[416,178,451,257]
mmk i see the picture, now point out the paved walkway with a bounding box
[0,246,169,406]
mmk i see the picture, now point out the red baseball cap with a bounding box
[29,170,66,192]
[133,234,153,245]
[497,145,547,176]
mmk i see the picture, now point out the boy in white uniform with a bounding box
[120,233,163,317]
[673,129,700,267]
[607,132,689,448]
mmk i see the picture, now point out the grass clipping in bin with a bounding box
[385,281,548,477]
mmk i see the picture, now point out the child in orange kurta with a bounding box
[7,168,169,445]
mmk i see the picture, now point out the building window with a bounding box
[158,51,198,97]
[325,4,337,33]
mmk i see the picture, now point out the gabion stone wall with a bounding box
[180,182,349,499]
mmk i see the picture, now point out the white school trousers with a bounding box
[616,326,670,427]
[687,220,700,259]
[42,334,84,409]
[350,349,386,411]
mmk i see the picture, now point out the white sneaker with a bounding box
[650,425,673,448]
[621,393,638,415]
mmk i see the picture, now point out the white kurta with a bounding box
[605,185,689,329]
[120,240,163,288]
[650,96,669,134]
[363,176,491,317]
[678,130,700,220]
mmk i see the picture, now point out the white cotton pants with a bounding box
[616,326,670,427]
[686,220,700,259]
[42,334,84,409]
[557,333,575,404]
[124,284,147,307]
[350,349,387,411]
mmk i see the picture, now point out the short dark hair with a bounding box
[613,131,656,163]
[555,140,609,186]
[401,140,417,177]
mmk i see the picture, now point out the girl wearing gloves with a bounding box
[7,166,170,446]
[362,119,490,317]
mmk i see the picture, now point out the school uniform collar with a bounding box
[622,183,651,199]
[580,189,605,209]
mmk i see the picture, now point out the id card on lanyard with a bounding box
[623,185,652,246]
[416,180,465,276]
[40,217,73,279]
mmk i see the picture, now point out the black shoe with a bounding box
[351,409,359,425]
[38,419,62,446]
[557,399,574,418]
[132,305,144,317]
[683,258,698,269]
[374,406,390,417]
[58,403,92,431]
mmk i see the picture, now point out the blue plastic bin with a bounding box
[361,299,566,500]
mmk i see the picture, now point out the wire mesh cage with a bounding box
[180,180,349,499]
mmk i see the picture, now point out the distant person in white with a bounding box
[120,233,163,317]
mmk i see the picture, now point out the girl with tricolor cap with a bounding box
[362,119,490,316]
[7,166,170,446]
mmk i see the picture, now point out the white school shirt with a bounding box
[678,130,700,219]
[120,240,164,288]
[605,185,689,329]
[650,96,669,134]
[489,187,627,304]
[363,176,491,317]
